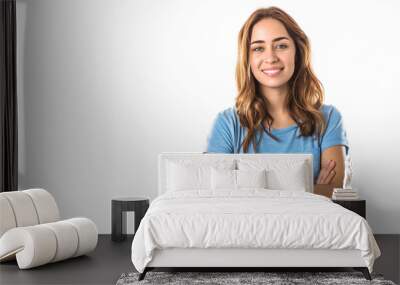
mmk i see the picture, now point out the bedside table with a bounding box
[111,197,150,241]
[332,199,366,219]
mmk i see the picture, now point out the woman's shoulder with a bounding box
[320,104,343,120]
[218,106,238,117]
[214,106,240,125]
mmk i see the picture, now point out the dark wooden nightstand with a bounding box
[332,199,366,219]
[111,197,150,241]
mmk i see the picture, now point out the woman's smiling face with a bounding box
[249,18,296,90]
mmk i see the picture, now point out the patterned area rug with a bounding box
[116,271,396,285]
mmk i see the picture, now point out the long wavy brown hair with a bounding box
[236,6,326,153]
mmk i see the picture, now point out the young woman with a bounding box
[206,7,349,190]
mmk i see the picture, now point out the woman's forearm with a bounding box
[313,184,335,198]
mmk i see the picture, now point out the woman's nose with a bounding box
[263,56,278,64]
[262,46,278,63]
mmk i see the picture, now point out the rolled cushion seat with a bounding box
[0,189,98,269]
[0,218,98,269]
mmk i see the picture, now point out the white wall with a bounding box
[16,0,400,234]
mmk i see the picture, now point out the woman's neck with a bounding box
[259,84,297,130]
[259,84,289,115]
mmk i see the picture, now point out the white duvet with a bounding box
[131,189,381,273]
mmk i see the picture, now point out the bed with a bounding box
[131,152,381,281]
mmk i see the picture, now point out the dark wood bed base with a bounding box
[138,267,372,281]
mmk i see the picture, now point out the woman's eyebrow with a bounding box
[250,36,289,45]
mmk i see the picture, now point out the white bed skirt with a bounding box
[147,248,366,268]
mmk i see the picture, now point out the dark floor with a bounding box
[0,234,399,285]
[0,235,134,285]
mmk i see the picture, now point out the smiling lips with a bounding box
[262,67,283,76]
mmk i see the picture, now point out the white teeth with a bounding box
[262,69,282,75]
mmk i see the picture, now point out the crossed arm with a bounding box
[314,145,347,197]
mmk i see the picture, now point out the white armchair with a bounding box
[0,188,98,269]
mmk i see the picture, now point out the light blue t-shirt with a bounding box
[206,104,349,183]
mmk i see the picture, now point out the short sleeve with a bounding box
[320,105,349,155]
[205,111,235,153]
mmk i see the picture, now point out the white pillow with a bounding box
[237,158,310,192]
[237,169,267,188]
[211,168,267,190]
[166,159,235,191]
[211,168,236,189]
[265,162,307,191]
[167,162,210,191]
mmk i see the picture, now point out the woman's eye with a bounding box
[252,44,287,52]
[275,44,288,49]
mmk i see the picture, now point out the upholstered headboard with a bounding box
[158,152,314,195]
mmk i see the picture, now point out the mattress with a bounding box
[131,189,381,273]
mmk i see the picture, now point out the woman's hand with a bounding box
[316,160,336,184]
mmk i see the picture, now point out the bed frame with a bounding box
[138,153,372,281]
[140,248,371,280]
